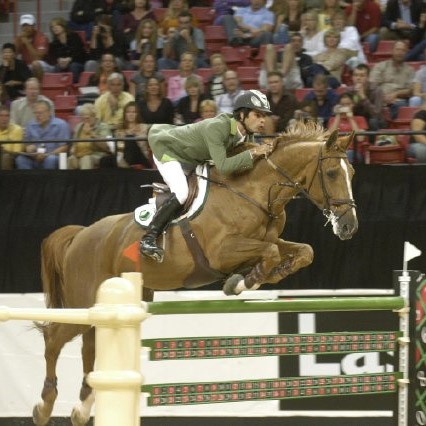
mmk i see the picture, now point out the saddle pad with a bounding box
[134,164,209,228]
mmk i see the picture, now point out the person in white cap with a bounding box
[14,14,51,81]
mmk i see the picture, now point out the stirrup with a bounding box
[140,240,165,263]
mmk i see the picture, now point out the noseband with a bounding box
[266,143,356,224]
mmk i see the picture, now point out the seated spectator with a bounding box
[213,0,250,26]
[14,14,49,81]
[409,63,426,107]
[129,19,160,67]
[222,0,274,47]
[0,42,32,101]
[86,14,129,72]
[318,0,341,31]
[68,103,112,169]
[0,106,23,169]
[166,51,203,104]
[302,74,339,126]
[68,0,104,41]
[345,0,381,53]
[158,11,208,70]
[94,72,134,129]
[206,53,227,100]
[115,100,152,168]
[175,75,208,124]
[301,10,325,58]
[261,32,312,90]
[48,17,86,83]
[10,77,53,127]
[158,0,195,38]
[327,92,368,162]
[198,98,218,120]
[408,100,426,162]
[311,29,356,87]
[346,63,386,131]
[129,53,165,101]
[118,0,155,46]
[264,71,299,134]
[380,0,426,48]
[15,100,69,169]
[215,69,244,113]
[369,40,414,119]
[137,76,174,124]
[269,0,303,44]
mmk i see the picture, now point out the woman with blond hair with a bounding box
[129,18,159,66]
[175,75,208,124]
[159,0,198,36]
[198,99,218,120]
[118,0,155,45]
[68,103,112,169]
[48,16,86,83]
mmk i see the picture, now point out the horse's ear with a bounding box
[325,130,339,149]
[337,131,355,151]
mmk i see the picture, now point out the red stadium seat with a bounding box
[236,66,261,90]
[42,73,73,99]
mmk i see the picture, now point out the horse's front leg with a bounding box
[264,239,314,284]
[216,237,282,295]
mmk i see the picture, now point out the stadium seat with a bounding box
[42,73,73,99]
[191,7,215,29]
[54,94,78,120]
[204,25,227,55]
[391,106,419,129]
[236,66,261,90]
[365,145,405,164]
[220,46,252,70]
[294,88,312,102]
[160,69,180,81]
[251,44,284,66]
[369,41,395,63]
[72,71,94,94]
[196,68,213,84]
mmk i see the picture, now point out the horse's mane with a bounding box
[276,121,330,146]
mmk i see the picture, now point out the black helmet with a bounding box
[233,90,272,114]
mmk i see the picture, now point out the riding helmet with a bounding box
[233,90,272,114]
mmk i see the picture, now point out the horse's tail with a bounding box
[41,225,84,309]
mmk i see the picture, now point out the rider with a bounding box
[140,89,273,262]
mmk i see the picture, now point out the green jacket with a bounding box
[148,113,254,176]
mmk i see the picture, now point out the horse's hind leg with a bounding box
[33,323,86,426]
[71,327,95,426]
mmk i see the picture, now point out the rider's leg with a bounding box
[140,158,188,262]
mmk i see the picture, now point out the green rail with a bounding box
[146,296,405,315]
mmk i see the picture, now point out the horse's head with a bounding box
[308,130,358,240]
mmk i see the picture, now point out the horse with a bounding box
[33,122,358,425]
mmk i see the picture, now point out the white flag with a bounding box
[404,241,422,263]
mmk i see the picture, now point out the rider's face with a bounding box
[244,110,267,133]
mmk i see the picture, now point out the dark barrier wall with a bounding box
[0,165,425,293]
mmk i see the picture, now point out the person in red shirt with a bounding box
[345,0,381,53]
[14,14,51,81]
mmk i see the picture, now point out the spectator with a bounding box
[118,0,155,46]
[86,14,129,71]
[175,75,208,124]
[159,0,195,37]
[198,98,218,120]
[264,71,299,133]
[15,100,69,169]
[48,17,86,83]
[94,72,134,129]
[69,0,104,40]
[213,0,250,26]
[115,100,152,168]
[409,63,426,107]
[0,42,32,101]
[269,0,303,44]
[261,32,313,89]
[346,63,386,131]
[129,53,165,101]
[137,76,174,123]
[10,77,53,127]
[158,11,208,70]
[345,0,381,53]
[369,40,414,119]
[14,14,49,81]
[0,106,23,169]
[303,74,339,126]
[222,0,274,47]
[0,83,10,107]
[206,53,227,100]
[408,100,426,162]
[380,0,426,47]
[166,51,203,104]
[129,19,160,67]
[318,0,341,31]
[215,69,244,113]
[327,92,368,162]
[300,10,325,57]
[68,102,112,169]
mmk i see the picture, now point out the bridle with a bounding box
[266,142,357,225]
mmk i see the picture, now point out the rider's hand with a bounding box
[250,144,273,160]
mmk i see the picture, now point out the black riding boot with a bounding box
[139,193,182,262]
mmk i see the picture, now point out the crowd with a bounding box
[1,0,426,170]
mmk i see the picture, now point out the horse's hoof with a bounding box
[223,274,244,295]
[71,406,90,426]
[32,402,50,426]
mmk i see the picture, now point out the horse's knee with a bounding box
[299,244,313,266]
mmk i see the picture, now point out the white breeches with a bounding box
[153,155,189,205]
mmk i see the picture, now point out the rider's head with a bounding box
[233,90,272,134]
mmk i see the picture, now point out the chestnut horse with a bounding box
[33,123,358,425]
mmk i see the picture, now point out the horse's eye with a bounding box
[326,169,338,179]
